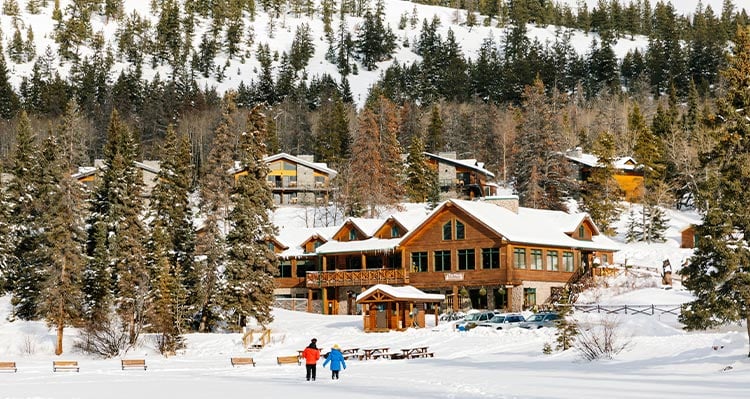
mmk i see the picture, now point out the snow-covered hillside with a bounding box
[0,0,732,108]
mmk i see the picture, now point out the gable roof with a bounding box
[424,152,496,178]
[400,199,619,252]
[275,225,339,259]
[316,237,402,255]
[565,150,640,172]
[356,284,445,303]
[229,153,337,178]
[72,161,161,180]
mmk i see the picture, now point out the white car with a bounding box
[453,311,496,331]
[477,313,526,330]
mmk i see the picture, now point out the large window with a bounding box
[524,288,537,308]
[457,249,475,270]
[442,221,452,240]
[547,250,559,271]
[482,248,500,269]
[530,249,543,270]
[434,250,451,272]
[349,230,357,241]
[513,248,526,269]
[563,251,575,272]
[411,252,428,272]
[456,221,465,240]
[277,260,292,278]
[391,225,400,238]
[578,226,585,238]
[296,261,317,277]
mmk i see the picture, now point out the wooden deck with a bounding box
[306,269,406,288]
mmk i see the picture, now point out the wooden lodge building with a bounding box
[565,148,644,201]
[271,196,620,316]
[424,152,498,199]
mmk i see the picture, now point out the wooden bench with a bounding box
[0,361,17,372]
[277,355,301,365]
[121,359,147,370]
[230,357,256,367]
[53,360,79,372]
[370,352,396,360]
[408,352,434,358]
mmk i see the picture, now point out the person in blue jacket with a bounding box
[322,344,347,380]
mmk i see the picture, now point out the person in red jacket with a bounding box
[302,338,321,381]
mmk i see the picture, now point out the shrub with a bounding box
[575,317,631,361]
[74,313,130,358]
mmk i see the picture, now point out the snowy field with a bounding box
[1,282,748,399]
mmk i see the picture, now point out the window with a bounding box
[578,226,585,238]
[296,261,316,277]
[530,249,543,270]
[268,242,275,252]
[283,161,296,170]
[546,251,559,271]
[434,250,451,272]
[442,221,452,240]
[456,221,465,240]
[457,249,475,270]
[349,230,357,241]
[277,260,292,278]
[563,251,575,272]
[481,248,500,269]
[411,252,428,273]
[513,248,526,269]
[524,288,537,308]
[601,253,609,265]
[391,225,400,238]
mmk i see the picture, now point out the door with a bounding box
[375,304,388,329]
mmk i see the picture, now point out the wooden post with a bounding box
[452,285,459,311]
[322,288,328,315]
[307,289,313,313]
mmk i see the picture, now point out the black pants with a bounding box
[331,370,340,379]
[306,364,316,380]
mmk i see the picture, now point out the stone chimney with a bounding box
[483,195,519,213]
[439,151,457,159]
[298,154,315,162]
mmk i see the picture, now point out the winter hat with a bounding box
[332,344,340,350]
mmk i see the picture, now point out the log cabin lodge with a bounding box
[271,196,619,316]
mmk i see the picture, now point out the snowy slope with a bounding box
[0,0,734,108]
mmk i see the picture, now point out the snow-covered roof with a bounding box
[228,153,338,177]
[424,152,496,178]
[71,161,161,179]
[565,149,639,172]
[275,225,339,259]
[348,217,387,237]
[316,237,402,255]
[401,199,620,252]
[356,284,445,302]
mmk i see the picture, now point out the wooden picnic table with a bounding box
[341,348,360,360]
[360,347,390,360]
[400,346,434,359]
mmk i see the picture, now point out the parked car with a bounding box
[519,312,561,329]
[476,313,526,330]
[454,310,496,331]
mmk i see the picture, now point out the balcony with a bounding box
[306,268,406,288]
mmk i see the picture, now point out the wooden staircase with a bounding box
[545,266,594,307]
[242,329,271,352]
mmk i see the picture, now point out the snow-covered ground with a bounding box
[0,284,748,399]
[2,207,749,399]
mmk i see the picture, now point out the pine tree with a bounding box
[0,162,9,293]
[37,132,86,355]
[0,42,20,120]
[84,110,147,344]
[624,207,641,243]
[6,111,44,320]
[511,78,573,211]
[425,104,445,153]
[554,290,578,351]
[347,95,404,217]
[680,26,750,356]
[147,125,194,341]
[404,132,432,203]
[314,95,350,168]
[223,105,278,329]
[579,131,622,235]
[193,94,237,332]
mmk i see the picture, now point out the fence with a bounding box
[273,298,310,312]
[568,304,682,316]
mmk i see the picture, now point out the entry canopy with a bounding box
[356,284,445,304]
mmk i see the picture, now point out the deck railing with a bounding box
[306,268,406,288]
